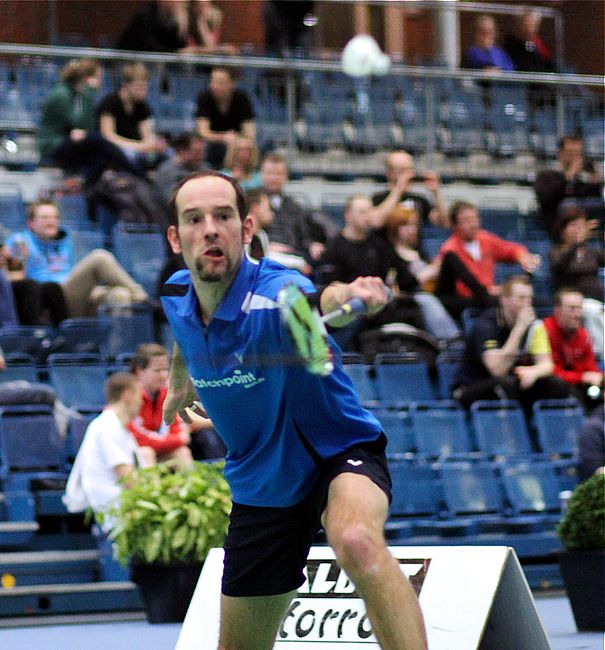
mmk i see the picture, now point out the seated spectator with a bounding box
[544,289,603,411]
[186,0,238,54]
[371,150,448,230]
[260,152,337,266]
[117,0,188,53]
[195,66,256,169]
[128,343,194,468]
[384,206,460,341]
[452,275,569,412]
[6,201,147,318]
[535,136,603,238]
[436,201,540,320]
[463,14,515,71]
[221,136,262,192]
[504,10,554,73]
[2,242,68,326]
[154,131,210,212]
[578,403,605,482]
[38,58,140,186]
[98,62,168,171]
[549,206,604,357]
[63,372,153,530]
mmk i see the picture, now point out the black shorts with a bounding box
[221,434,391,597]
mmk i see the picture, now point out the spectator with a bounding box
[186,0,238,54]
[371,150,448,230]
[260,152,337,266]
[436,200,540,320]
[117,0,188,53]
[464,15,515,71]
[195,66,256,169]
[263,0,315,57]
[535,136,603,238]
[63,372,153,530]
[0,246,19,327]
[154,131,210,211]
[549,206,604,357]
[452,275,569,411]
[38,59,140,186]
[128,343,194,468]
[6,201,147,318]
[504,10,554,73]
[544,289,603,411]
[578,404,605,482]
[221,136,262,191]
[98,63,167,171]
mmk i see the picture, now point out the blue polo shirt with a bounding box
[161,256,382,507]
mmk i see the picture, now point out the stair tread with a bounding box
[0,549,100,564]
[0,522,39,532]
[0,581,138,596]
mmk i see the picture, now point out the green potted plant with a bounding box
[103,460,231,623]
[556,473,605,631]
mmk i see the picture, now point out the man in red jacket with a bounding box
[544,289,603,410]
[436,200,541,319]
[128,343,194,467]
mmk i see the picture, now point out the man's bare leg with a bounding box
[323,473,428,650]
[218,591,296,650]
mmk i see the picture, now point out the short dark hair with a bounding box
[554,205,587,242]
[104,372,138,404]
[501,274,531,296]
[554,288,584,307]
[211,65,239,81]
[131,343,168,372]
[168,171,248,227]
[245,188,267,210]
[449,200,476,226]
[171,131,203,152]
[558,135,582,151]
[261,151,288,168]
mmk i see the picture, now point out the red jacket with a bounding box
[128,387,187,453]
[543,316,600,384]
[439,230,527,298]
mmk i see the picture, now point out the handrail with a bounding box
[0,43,602,88]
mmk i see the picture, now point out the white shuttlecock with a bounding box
[341,34,391,77]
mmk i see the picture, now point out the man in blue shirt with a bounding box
[161,171,427,650]
[463,15,515,72]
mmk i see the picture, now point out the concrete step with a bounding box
[0,549,100,586]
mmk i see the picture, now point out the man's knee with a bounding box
[83,248,118,269]
[330,523,387,580]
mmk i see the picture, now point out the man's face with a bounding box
[29,204,60,240]
[501,282,533,321]
[261,160,288,193]
[455,208,480,241]
[559,140,583,170]
[168,176,252,285]
[476,18,496,48]
[555,293,584,331]
[125,79,149,102]
[345,197,372,235]
[182,138,206,169]
[209,70,234,101]
[137,354,170,395]
[386,152,415,184]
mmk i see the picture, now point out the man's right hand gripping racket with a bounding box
[277,284,369,376]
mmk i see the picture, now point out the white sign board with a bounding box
[175,546,550,650]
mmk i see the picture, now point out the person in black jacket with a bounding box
[117,1,188,53]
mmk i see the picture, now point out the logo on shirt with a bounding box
[347,459,363,467]
[191,369,265,390]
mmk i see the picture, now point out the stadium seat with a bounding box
[55,194,90,226]
[410,401,474,459]
[0,325,55,359]
[439,85,486,156]
[70,229,106,263]
[0,184,27,231]
[532,399,584,457]
[97,303,155,359]
[488,84,530,157]
[374,353,436,404]
[470,400,534,458]
[58,318,112,356]
[47,353,110,411]
[341,354,377,404]
[2,353,38,383]
[368,407,414,457]
[435,352,462,400]
[112,224,167,297]
[66,409,100,464]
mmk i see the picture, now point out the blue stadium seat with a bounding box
[97,303,155,359]
[2,353,38,383]
[0,184,27,231]
[499,460,563,525]
[436,352,462,400]
[488,84,530,157]
[368,407,414,457]
[70,229,106,263]
[470,400,534,458]
[374,353,436,404]
[532,399,583,457]
[439,86,486,155]
[56,194,90,226]
[478,208,520,239]
[47,353,110,411]
[341,353,377,404]
[112,224,166,297]
[410,401,474,459]
[0,325,55,358]
[66,409,100,464]
[58,318,112,356]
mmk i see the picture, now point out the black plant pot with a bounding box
[131,561,204,624]
[558,550,605,631]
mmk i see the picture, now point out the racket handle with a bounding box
[322,288,392,325]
